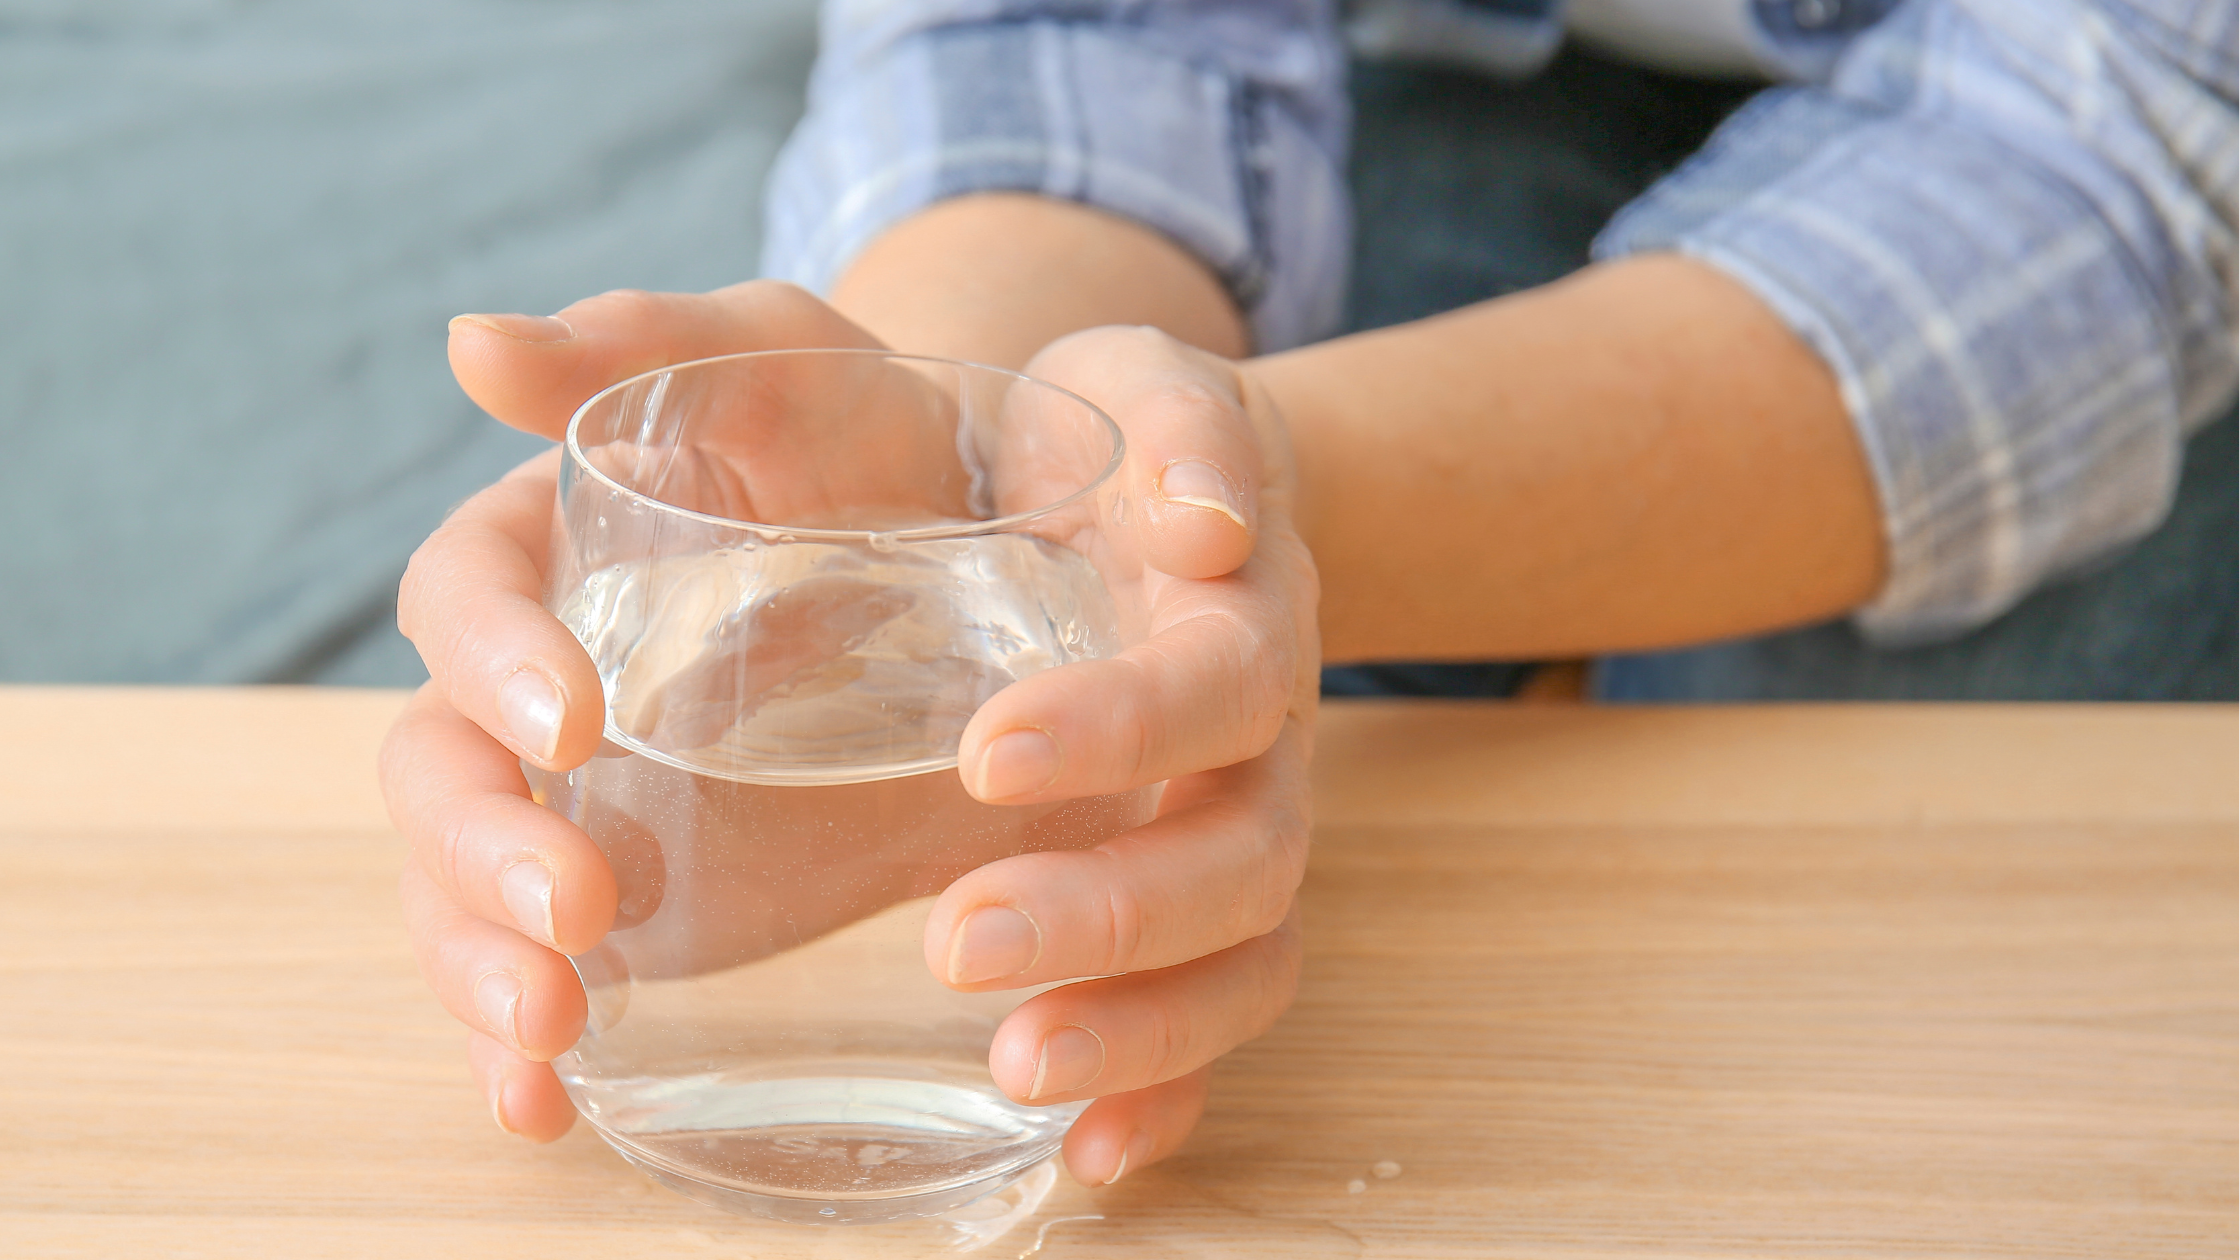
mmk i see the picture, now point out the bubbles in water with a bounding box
[870,531,899,553]
[1346,1179,1367,1195]
[819,1207,837,1217]
[1372,1160,1402,1179]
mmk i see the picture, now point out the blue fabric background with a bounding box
[3,0,817,684]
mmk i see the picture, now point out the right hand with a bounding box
[380,281,1320,1188]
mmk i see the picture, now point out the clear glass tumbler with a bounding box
[524,349,1154,1224]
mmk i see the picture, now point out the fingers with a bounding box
[958,568,1301,803]
[396,452,606,772]
[1062,1067,1212,1186]
[384,678,604,1072]
[401,858,588,1064]
[927,722,1309,989]
[449,280,885,440]
[971,324,1317,804]
[985,903,1301,1108]
[467,1032,577,1142]
[380,683,617,954]
[428,279,892,765]
[1028,326,1265,581]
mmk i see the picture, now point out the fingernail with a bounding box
[501,860,556,947]
[973,728,1061,800]
[490,1077,517,1135]
[1029,1024,1105,1100]
[1158,460,1246,529]
[498,668,564,764]
[474,972,524,1048]
[451,313,576,343]
[947,905,1042,986]
[1105,1131,1154,1185]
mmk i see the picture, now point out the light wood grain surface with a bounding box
[1,689,2232,1258]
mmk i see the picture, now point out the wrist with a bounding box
[829,193,1248,370]
[1255,256,1884,661]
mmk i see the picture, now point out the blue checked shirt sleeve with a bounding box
[759,0,1352,353]
[1598,0,2239,644]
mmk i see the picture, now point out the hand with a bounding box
[931,322,1318,1183]
[380,281,1318,1188]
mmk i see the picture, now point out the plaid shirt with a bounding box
[763,0,2238,643]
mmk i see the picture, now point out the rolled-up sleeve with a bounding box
[759,0,1353,353]
[1597,0,2238,644]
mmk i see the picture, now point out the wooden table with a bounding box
[2,689,2232,1258]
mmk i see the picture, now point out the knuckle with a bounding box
[430,606,488,707]
[1102,655,1161,785]
[1270,913,1305,982]
[590,287,661,316]
[1238,921,1305,1044]
[397,524,507,690]
[429,801,476,895]
[1112,323,1180,353]
[573,288,672,337]
[1039,324,1187,388]
[398,869,442,975]
[747,278,819,315]
[430,790,512,898]
[1198,606,1292,755]
[394,533,445,645]
[1257,954,1302,1033]
[1094,857,1148,974]
[375,694,437,829]
[1057,322,1165,359]
[1139,376,1236,427]
[1138,1002,1191,1087]
[1239,806,1309,941]
[1275,537,1322,617]
[1188,794,1299,947]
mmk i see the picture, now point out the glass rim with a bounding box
[562,347,1126,542]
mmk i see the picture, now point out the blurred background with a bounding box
[8,1,2229,698]
[0,0,1759,693]
[5,0,816,686]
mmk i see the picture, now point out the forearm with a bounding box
[1261,253,1887,662]
[828,208,1886,662]
[828,193,1249,370]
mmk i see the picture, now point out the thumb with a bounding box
[447,280,885,439]
[1028,326,1260,581]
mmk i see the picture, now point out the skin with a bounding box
[382,191,1884,1187]
[831,197,1883,655]
[1273,254,1884,660]
[389,245,1315,1187]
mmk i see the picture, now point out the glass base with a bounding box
[576,1066,1079,1225]
[601,1136,1058,1225]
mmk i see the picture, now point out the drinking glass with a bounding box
[523,349,1154,1224]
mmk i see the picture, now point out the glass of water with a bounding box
[524,349,1155,1224]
